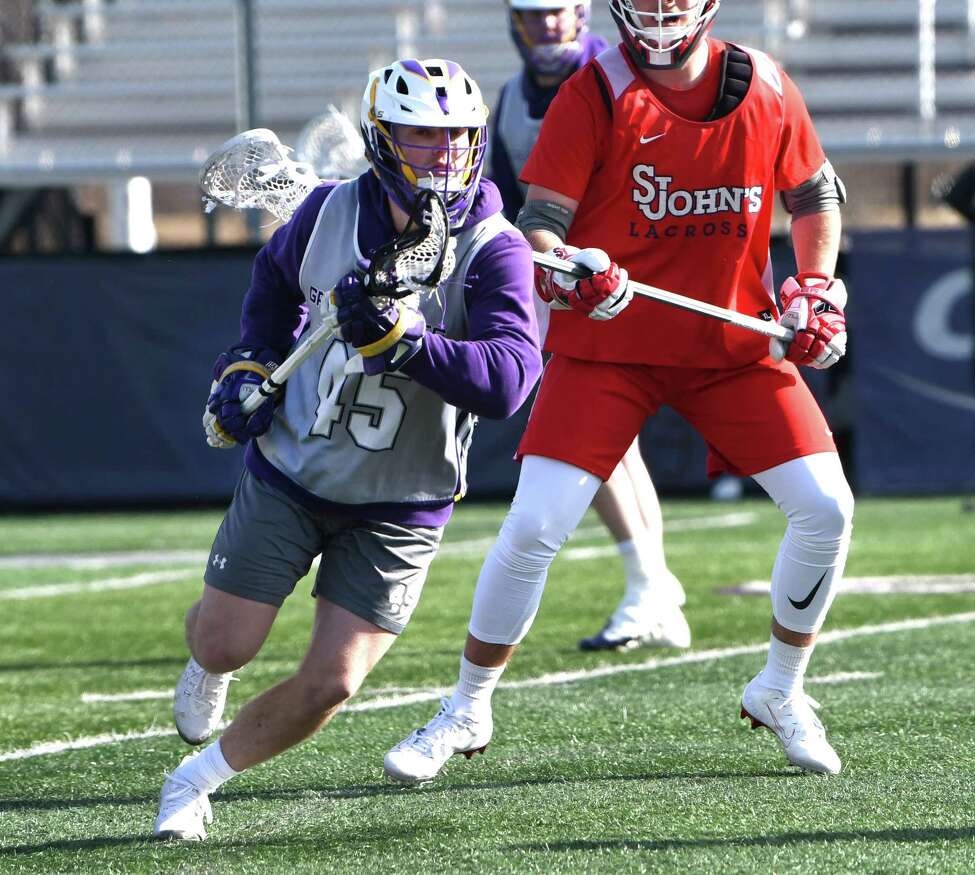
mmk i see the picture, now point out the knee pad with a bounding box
[756,453,854,634]
[469,455,602,645]
[493,494,578,576]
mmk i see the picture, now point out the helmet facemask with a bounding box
[366,120,487,228]
[508,2,592,79]
[361,59,489,228]
[608,0,719,70]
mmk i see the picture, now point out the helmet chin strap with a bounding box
[629,29,710,71]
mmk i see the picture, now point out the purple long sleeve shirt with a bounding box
[238,172,542,525]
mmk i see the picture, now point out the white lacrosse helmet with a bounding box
[361,58,489,228]
[608,0,720,69]
[507,1,592,78]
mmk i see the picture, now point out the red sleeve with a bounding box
[519,65,605,202]
[774,69,826,192]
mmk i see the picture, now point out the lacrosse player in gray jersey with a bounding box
[153,58,541,842]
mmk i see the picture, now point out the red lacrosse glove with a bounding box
[534,246,632,321]
[770,273,848,369]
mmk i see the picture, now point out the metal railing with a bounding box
[2,0,975,186]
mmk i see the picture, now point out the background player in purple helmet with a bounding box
[490,0,689,652]
[152,57,541,842]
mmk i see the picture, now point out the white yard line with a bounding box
[81,690,175,703]
[0,512,757,572]
[806,671,883,684]
[6,608,973,763]
[0,727,175,761]
[0,570,198,601]
[0,551,209,570]
[721,574,975,597]
[0,512,757,599]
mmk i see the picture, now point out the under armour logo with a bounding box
[211,554,228,570]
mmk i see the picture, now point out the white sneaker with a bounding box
[174,657,234,745]
[384,698,493,785]
[740,675,841,775]
[579,601,691,651]
[661,569,687,607]
[153,758,214,841]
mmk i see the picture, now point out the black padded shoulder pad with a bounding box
[592,65,614,120]
[704,44,753,122]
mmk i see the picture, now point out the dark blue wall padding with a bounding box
[846,230,974,494]
[3,250,251,507]
[3,233,971,508]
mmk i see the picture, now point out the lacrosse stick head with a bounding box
[199,128,322,223]
[367,188,456,300]
[294,105,369,180]
[360,58,488,229]
[507,1,592,79]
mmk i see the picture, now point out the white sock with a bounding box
[450,656,505,717]
[759,636,813,694]
[173,739,239,794]
[610,539,674,628]
[618,538,653,581]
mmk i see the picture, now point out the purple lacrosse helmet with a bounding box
[360,58,489,228]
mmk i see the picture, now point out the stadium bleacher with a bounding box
[1,0,974,188]
[0,0,975,247]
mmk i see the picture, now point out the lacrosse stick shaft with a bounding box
[532,251,794,342]
[240,314,339,415]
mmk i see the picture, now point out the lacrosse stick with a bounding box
[200,128,323,223]
[238,187,456,416]
[294,105,369,179]
[532,250,794,342]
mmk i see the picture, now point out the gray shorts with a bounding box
[204,469,444,634]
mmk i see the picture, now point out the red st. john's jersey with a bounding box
[520,39,827,368]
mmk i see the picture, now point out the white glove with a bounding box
[769,274,848,369]
[203,381,235,449]
[535,246,632,321]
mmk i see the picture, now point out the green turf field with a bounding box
[1,497,973,873]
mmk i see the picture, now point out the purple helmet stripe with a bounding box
[399,59,428,78]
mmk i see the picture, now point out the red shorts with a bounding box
[518,355,837,480]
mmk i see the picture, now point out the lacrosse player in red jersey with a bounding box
[492,0,690,653]
[152,58,541,841]
[385,0,852,783]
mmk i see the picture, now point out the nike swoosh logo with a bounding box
[788,570,829,610]
[640,133,665,144]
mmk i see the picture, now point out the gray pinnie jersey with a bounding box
[493,72,545,202]
[255,180,514,510]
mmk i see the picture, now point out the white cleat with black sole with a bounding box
[384,698,492,786]
[579,599,691,652]
[153,757,214,841]
[740,674,841,775]
[173,657,234,745]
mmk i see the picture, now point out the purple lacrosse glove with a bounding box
[334,268,425,376]
[206,346,283,445]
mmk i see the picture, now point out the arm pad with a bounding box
[781,160,847,217]
[516,199,576,240]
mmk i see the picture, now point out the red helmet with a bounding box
[608,0,720,70]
